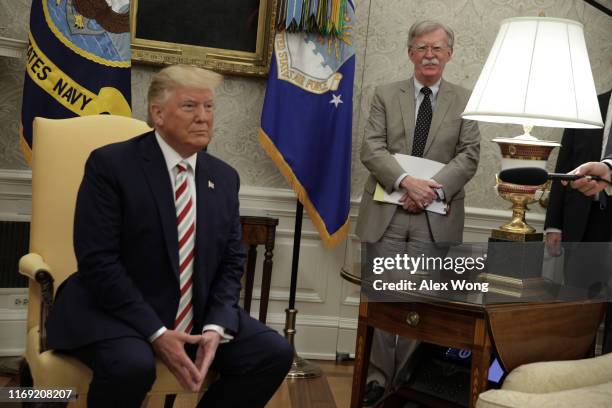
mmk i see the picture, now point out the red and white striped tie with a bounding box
[174,162,195,333]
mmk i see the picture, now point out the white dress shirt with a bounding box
[394,77,442,190]
[149,132,232,343]
[599,95,612,161]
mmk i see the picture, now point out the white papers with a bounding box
[373,154,448,215]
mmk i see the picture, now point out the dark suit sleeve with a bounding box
[203,172,245,334]
[74,150,164,338]
[544,128,575,230]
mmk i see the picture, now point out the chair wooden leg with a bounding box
[259,244,274,324]
[243,245,258,313]
[164,394,176,408]
[19,358,33,387]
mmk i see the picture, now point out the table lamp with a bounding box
[462,16,604,296]
[462,16,603,242]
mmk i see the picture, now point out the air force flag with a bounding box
[259,2,355,248]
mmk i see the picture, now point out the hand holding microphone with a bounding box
[498,166,612,190]
[565,162,612,196]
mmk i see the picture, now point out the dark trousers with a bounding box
[581,202,612,354]
[565,202,612,354]
[63,309,293,408]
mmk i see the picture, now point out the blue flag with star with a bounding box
[259,2,355,248]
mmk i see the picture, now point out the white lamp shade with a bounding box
[462,17,603,129]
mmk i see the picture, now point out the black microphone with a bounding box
[498,167,612,186]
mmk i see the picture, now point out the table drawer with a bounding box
[367,302,478,348]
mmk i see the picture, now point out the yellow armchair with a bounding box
[19,115,213,407]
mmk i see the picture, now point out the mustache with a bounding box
[422,58,439,66]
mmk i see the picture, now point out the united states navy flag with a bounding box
[20,0,132,163]
[259,2,355,248]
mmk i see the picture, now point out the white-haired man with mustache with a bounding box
[356,21,480,405]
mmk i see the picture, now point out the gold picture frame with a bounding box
[130,0,278,77]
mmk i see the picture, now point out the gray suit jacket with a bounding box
[356,78,480,243]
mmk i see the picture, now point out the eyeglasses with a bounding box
[410,44,450,55]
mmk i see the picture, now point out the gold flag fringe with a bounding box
[258,128,349,249]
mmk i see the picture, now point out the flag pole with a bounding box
[284,201,322,378]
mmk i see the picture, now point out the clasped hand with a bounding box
[399,176,442,213]
[152,329,221,392]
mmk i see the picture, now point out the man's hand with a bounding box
[399,193,423,213]
[563,162,611,196]
[152,330,203,392]
[545,232,562,257]
[194,331,221,389]
[399,176,442,210]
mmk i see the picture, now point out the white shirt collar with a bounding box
[413,77,441,100]
[154,131,198,174]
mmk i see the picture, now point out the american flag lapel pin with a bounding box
[208,180,215,189]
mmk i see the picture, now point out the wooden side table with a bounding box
[240,215,279,324]
[350,295,605,408]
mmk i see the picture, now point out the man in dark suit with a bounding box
[46,65,293,407]
[545,91,612,247]
[545,90,612,353]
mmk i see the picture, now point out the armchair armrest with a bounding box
[503,353,612,394]
[19,253,52,280]
[19,253,55,352]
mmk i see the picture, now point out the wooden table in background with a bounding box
[350,295,605,408]
[240,215,278,324]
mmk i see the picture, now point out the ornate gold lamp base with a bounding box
[483,134,559,297]
[283,308,322,379]
[495,178,550,236]
[487,179,550,297]
[491,228,542,242]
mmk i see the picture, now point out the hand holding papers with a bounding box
[373,154,449,215]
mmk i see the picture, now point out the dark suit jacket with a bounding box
[544,91,612,242]
[46,131,245,350]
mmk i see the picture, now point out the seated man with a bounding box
[46,65,293,408]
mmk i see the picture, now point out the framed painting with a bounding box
[130,0,277,77]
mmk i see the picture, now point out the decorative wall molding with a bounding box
[0,36,27,59]
[0,172,549,357]
[0,169,32,221]
[0,288,27,356]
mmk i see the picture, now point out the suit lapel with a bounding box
[139,133,180,281]
[590,129,604,160]
[398,79,416,153]
[195,153,215,270]
[424,79,453,156]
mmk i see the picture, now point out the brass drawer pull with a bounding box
[406,311,420,327]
